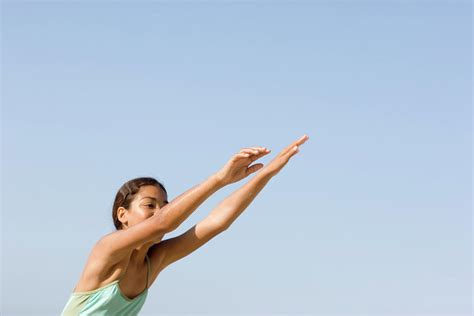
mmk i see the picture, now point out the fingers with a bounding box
[240,146,269,154]
[233,148,269,163]
[238,147,270,158]
[290,134,309,148]
[235,152,251,159]
[234,135,309,162]
[295,134,309,146]
[282,134,309,156]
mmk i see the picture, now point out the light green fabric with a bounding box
[61,255,150,316]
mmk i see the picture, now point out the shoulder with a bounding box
[73,238,128,292]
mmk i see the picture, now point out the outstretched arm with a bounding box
[158,174,224,232]
[209,170,273,230]
[158,146,271,232]
[95,146,271,264]
[210,134,310,229]
[150,135,309,273]
[148,172,273,274]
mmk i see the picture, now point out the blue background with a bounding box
[2,1,471,315]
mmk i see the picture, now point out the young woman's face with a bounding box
[119,185,169,229]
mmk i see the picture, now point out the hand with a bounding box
[215,146,272,185]
[260,134,309,177]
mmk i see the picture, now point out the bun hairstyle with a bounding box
[112,177,167,230]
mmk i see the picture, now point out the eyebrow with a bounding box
[141,197,169,203]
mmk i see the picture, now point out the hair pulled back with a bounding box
[112,177,167,230]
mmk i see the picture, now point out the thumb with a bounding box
[246,163,264,175]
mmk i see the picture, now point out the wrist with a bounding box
[254,168,276,181]
[210,173,228,189]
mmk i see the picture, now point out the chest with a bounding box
[73,255,149,300]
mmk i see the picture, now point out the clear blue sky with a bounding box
[2,1,471,315]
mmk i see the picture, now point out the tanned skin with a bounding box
[72,135,309,300]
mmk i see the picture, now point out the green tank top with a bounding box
[61,254,150,316]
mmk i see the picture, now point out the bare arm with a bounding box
[149,135,309,273]
[159,173,225,232]
[95,147,271,263]
[95,174,225,262]
[210,135,309,229]
[158,145,273,231]
[210,171,273,229]
[149,171,274,273]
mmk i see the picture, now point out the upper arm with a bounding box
[148,218,226,274]
[95,214,171,264]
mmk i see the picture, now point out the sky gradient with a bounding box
[1,1,472,315]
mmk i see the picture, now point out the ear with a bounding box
[117,206,129,228]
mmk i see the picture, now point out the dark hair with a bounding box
[112,177,167,230]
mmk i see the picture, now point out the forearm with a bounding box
[159,174,226,231]
[208,171,274,229]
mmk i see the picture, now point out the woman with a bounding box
[61,134,309,315]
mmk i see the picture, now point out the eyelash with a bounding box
[145,204,155,208]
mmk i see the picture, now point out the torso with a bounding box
[72,249,153,300]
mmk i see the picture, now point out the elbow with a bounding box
[163,222,179,234]
[217,223,229,233]
[153,213,178,234]
[163,219,180,234]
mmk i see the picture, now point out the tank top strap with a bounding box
[145,254,150,291]
[118,267,125,282]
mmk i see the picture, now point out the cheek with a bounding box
[143,208,155,217]
[132,209,148,220]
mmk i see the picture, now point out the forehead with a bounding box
[136,185,167,200]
